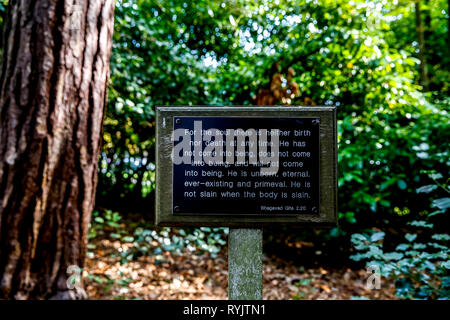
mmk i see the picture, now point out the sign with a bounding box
[172,117,320,215]
[156,106,337,227]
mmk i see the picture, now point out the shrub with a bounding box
[350,171,450,299]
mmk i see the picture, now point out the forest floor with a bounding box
[84,237,398,300]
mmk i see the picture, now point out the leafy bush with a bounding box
[351,230,449,299]
[350,171,450,299]
[89,210,228,264]
[120,226,228,264]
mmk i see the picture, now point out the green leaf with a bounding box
[351,233,368,243]
[416,184,438,194]
[379,177,397,191]
[94,217,104,223]
[397,180,407,190]
[408,220,433,228]
[432,198,450,211]
[384,252,404,260]
[371,232,385,242]
[428,209,445,217]
[396,244,409,251]
[432,234,450,241]
[229,15,236,26]
[430,173,443,180]
[122,236,134,242]
[405,233,417,242]
[413,243,426,250]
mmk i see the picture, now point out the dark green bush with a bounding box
[351,170,449,299]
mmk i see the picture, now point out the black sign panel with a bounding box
[172,117,320,216]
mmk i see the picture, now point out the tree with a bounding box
[0,0,115,299]
[415,0,430,90]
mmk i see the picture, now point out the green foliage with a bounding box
[350,170,450,299]
[119,226,227,264]
[89,209,228,264]
[351,230,450,299]
[100,1,450,238]
[0,0,447,298]
[98,0,246,207]
[0,0,446,277]
[96,4,450,288]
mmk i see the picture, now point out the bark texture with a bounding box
[0,0,114,299]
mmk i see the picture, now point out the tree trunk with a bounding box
[0,0,114,300]
[424,0,431,41]
[415,0,430,90]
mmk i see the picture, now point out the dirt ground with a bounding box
[84,238,398,300]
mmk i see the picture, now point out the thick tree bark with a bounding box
[0,0,114,299]
[415,0,430,90]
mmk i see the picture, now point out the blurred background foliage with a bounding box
[97,0,450,299]
[100,0,450,217]
[0,0,448,299]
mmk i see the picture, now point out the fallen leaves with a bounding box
[84,238,398,300]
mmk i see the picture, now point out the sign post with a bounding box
[228,228,263,300]
[155,106,337,300]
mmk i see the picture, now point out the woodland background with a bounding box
[0,0,449,299]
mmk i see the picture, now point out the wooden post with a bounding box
[228,228,263,300]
